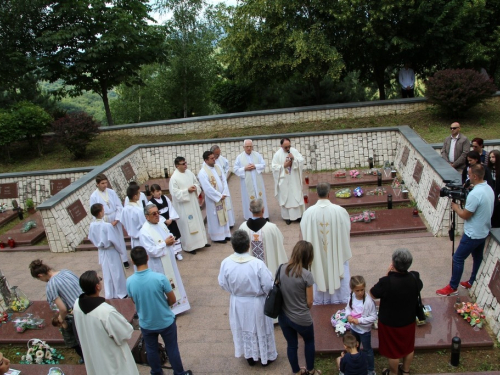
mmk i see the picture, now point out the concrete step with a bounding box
[0,244,51,252]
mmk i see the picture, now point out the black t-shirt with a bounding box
[370,271,423,327]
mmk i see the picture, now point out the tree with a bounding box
[0,110,22,160]
[52,112,101,159]
[38,0,165,125]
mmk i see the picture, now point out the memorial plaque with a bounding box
[0,183,18,199]
[66,200,87,225]
[413,160,423,184]
[121,162,136,181]
[489,261,500,303]
[428,180,441,209]
[50,178,71,195]
[401,146,410,166]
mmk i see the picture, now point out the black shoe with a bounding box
[230,226,234,229]
[246,358,256,366]
[296,217,302,223]
[285,219,291,225]
[262,359,275,367]
[204,243,211,247]
[122,294,128,299]
[214,240,227,244]
[123,262,130,269]
[225,237,231,241]
[184,249,196,254]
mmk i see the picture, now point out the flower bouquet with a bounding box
[456,302,486,329]
[7,286,31,312]
[0,203,8,213]
[331,309,351,336]
[13,314,45,333]
[352,187,364,197]
[349,170,360,178]
[391,178,402,189]
[20,338,65,365]
[336,188,351,198]
[334,169,346,178]
[363,168,379,176]
[366,187,386,196]
[350,210,376,223]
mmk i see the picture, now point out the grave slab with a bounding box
[0,212,45,246]
[0,299,136,345]
[0,210,18,228]
[306,186,410,208]
[311,296,493,354]
[308,170,395,188]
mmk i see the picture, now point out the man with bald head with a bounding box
[234,139,269,220]
[441,122,470,172]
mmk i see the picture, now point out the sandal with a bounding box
[398,364,410,375]
[307,370,322,375]
[382,369,391,375]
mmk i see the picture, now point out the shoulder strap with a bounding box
[275,264,283,284]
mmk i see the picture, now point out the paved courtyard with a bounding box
[0,173,475,374]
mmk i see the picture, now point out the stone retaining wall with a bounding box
[472,230,500,342]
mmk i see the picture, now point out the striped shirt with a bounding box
[46,269,82,310]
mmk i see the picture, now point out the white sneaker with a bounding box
[176,253,183,261]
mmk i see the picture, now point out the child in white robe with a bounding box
[121,185,147,249]
[88,203,128,299]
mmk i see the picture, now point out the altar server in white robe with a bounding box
[272,138,306,224]
[198,150,232,243]
[234,139,269,220]
[89,173,129,267]
[169,156,209,254]
[121,185,146,249]
[88,204,128,299]
[138,204,190,314]
[218,230,278,366]
[211,144,235,227]
[239,198,288,277]
[73,270,138,375]
[124,181,148,207]
[300,182,352,305]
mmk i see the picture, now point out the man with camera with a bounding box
[436,164,495,296]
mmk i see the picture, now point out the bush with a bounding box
[0,110,23,160]
[52,112,101,159]
[426,69,497,115]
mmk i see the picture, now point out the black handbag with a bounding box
[132,335,172,369]
[410,271,426,322]
[264,264,284,318]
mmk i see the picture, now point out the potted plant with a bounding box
[25,199,36,214]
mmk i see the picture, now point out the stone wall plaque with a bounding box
[66,199,87,225]
[401,146,410,166]
[413,160,423,184]
[0,183,18,199]
[489,260,500,303]
[50,178,71,196]
[121,162,136,181]
[428,180,441,209]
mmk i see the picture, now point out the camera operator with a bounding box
[436,164,495,296]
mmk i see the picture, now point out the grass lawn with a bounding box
[1,98,499,174]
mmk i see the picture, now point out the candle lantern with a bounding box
[145,184,150,196]
[377,171,382,187]
[368,157,374,169]
[0,241,4,249]
[412,208,419,217]
[164,168,169,179]
[387,194,393,209]
[17,208,24,221]
[303,194,309,204]
[450,336,461,366]
[7,237,15,249]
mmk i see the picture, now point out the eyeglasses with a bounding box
[450,127,459,130]
[178,162,187,166]
[148,211,160,216]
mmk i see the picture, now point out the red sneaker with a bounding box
[460,281,472,289]
[436,285,458,296]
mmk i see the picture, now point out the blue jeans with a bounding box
[450,234,486,289]
[278,312,315,373]
[141,321,185,375]
[351,329,374,371]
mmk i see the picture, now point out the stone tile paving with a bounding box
[0,173,474,374]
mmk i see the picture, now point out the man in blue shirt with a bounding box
[127,246,192,375]
[437,164,495,296]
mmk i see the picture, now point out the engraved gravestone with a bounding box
[401,146,410,166]
[121,162,136,181]
[0,183,18,199]
[489,261,500,303]
[50,179,71,196]
[66,200,87,225]
[413,160,423,184]
[428,180,441,209]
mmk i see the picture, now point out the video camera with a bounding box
[439,180,468,203]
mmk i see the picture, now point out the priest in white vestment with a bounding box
[218,230,278,366]
[138,204,190,315]
[300,182,352,304]
[198,151,232,243]
[239,198,288,277]
[88,203,128,299]
[211,144,235,227]
[73,270,139,375]
[272,138,306,224]
[89,174,129,266]
[233,139,269,220]
[169,156,209,254]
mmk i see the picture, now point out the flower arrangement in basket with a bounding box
[334,169,346,178]
[366,187,386,196]
[7,286,31,312]
[20,338,65,365]
[349,170,360,178]
[13,313,45,333]
[331,309,351,336]
[456,302,486,329]
[335,188,351,198]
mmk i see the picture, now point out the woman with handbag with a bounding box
[370,248,423,375]
[278,240,321,375]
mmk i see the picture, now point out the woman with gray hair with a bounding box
[370,249,423,375]
[218,230,278,367]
